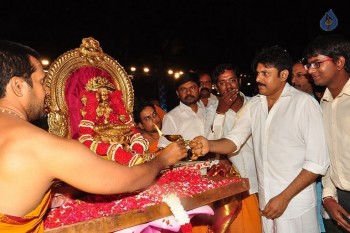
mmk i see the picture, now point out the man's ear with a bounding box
[336,56,346,70]
[138,122,145,130]
[280,70,289,82]
[176,90,179,98]
[9,77,25,97]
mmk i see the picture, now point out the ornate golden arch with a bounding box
[45,37,134,138]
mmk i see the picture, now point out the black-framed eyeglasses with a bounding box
[304,58,334,70]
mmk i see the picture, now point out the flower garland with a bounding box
[78,88,152,166]
[163,193,192,233]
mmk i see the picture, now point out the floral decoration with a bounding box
[78,88,151,166]
[163,193,192,232]
[44,166,242,230]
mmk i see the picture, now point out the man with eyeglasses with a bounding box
[190,45,330,233]
[303,34,350,233]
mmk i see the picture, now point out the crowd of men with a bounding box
[0,33,349,233]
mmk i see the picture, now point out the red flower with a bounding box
[110,90,127,115]
[180,223,193,233]
[112,147,134,166]
[80,91,98,121]
[96,142,110,155]
[79,127,94,135]
[44,167,242,229]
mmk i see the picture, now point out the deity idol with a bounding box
[78,77,153,166]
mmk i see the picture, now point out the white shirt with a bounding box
[209,94,258,195]
[158,101,207,148]
[321,79,350,198]
[225,83,330,219]
[199,93,219,136]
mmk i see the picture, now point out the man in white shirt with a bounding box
[292,60,327,233]
[209,63,261,233]
[198,72,219,135]
[191,45,330,233]
[303,34,350,233]
[158,72,208,149]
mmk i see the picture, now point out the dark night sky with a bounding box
[1,0,349,75]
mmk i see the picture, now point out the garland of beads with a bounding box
[0,108,25,119]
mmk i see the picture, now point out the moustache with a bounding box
[257,82,266,87]
[200,87,210,92]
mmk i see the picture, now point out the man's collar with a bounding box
[179,101,198,112]
[322,78,350,101]
[200,93,218,106]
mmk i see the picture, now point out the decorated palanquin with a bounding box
[45,37,150,166]
[44,37,249,233]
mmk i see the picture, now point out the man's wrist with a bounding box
[322,196,336,204]
[152,151,168,170]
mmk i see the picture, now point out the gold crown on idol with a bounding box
[85,76,115,91]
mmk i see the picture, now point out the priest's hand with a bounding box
[160,139,188,166]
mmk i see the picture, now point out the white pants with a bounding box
[262,206,319,233]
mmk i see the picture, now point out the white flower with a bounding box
[163,193,190,225]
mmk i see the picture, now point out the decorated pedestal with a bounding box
[44,163,249,233]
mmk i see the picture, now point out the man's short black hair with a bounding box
[303,34,350,73]
[133,99,156,124]
[212,63,240,84]
[174,72,200,91]
[251,45,293,78]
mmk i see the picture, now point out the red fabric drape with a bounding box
[64,67,113,139]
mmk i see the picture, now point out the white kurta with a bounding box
[225,83,330,219]
[208,93,258,195]
[199,93,219,136]
[158,101,207,148]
